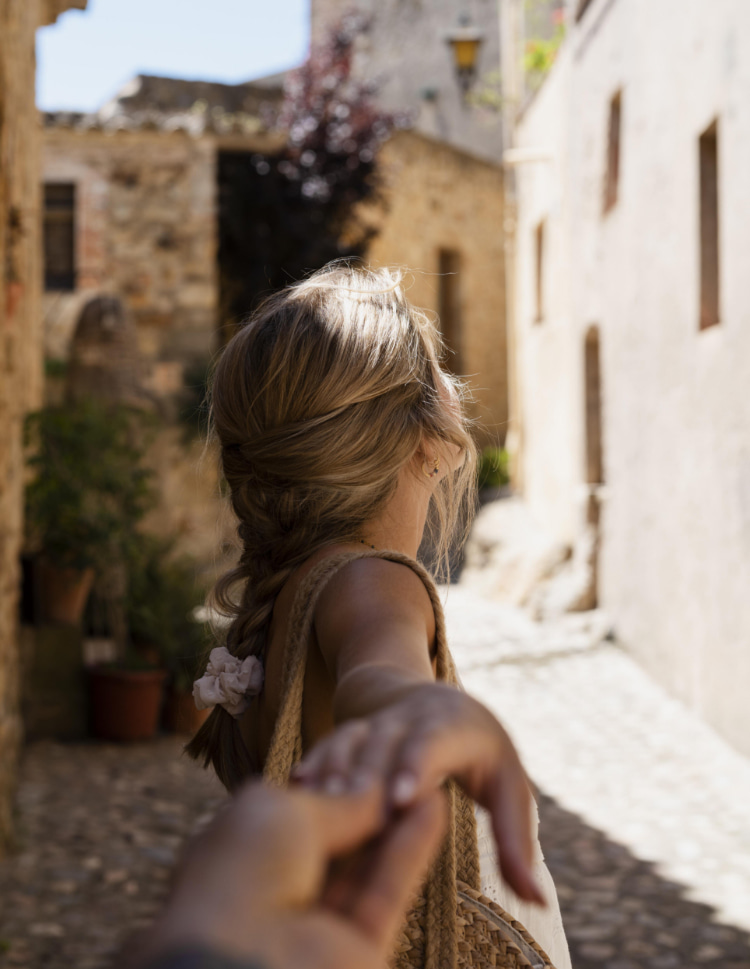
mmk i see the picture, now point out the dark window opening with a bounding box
[534,220,545,323]
[584,326,604,485]
[438,249,463,373]
[603,91,622,213]
[216,149,372,348]
[43,183,76,291]
[699,120,720,330]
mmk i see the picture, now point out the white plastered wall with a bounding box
[513,0,750,755]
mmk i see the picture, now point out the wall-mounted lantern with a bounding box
[446,14,484,98]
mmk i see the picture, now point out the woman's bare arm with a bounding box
[301,558,544,905]
[314,558,437,722]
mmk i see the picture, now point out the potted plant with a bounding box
[125,535,211,736]
[82,567,166,742]
[86,658,168,743]
[24,398,156,624]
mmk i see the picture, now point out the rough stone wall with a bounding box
[513,0,750,755]
[0,0,86,855]
[140,429,236,581]
[366,131,507,446]
[42,129,219,388]
[0,0,41,854]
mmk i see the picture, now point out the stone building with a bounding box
[42,76,281,394]
[311,0,504,163]
[43,60,509,443]
[509,0,750,755]
[309,0,511,438]
[0,0,87,853]
[367,131,507,437]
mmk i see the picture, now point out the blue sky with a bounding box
[37,0,310,112]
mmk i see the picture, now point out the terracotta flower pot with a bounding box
[37,560,95,625]
[88,666,167,742]
[163,687,210,736]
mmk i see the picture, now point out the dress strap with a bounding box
[262,550,364,785]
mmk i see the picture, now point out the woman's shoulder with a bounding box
[311,546,437,642]
[272,543,437,645]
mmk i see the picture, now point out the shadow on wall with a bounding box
[538,793,750,969]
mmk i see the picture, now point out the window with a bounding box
[438,249,462,372]
[534,220,545,323]
[576,0,596,22]
[43,183,76,291]
[603,91,622,213]
[584,326,604,485]
[699,120,720,330]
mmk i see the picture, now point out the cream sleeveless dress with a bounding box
[263,548,571,969]
[476,805,572,969]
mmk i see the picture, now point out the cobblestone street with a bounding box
[0,740,226,969]
[444,586,750,968]
[1,587,750,968]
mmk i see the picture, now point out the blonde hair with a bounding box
[187,263,477,789]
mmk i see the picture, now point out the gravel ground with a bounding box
[1,585,749,969]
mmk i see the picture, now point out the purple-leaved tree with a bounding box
[218,14,409,334]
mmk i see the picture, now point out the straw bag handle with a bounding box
[262,548,480,969]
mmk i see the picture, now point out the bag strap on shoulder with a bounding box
[262,546,480,969]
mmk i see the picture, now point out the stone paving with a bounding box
[1,586,749,968]
[0,740,226,969]
[443,584,750,967]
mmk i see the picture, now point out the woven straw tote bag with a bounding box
[262,549,556,969]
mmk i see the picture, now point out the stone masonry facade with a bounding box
[0,0,87,854]
[367,131,507,446]
[42,74,282,393]
[43,129,220,391]
[310,0,505,164]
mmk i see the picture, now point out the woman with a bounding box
[188,264,571,969]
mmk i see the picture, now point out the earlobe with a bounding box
[421,456,440,480]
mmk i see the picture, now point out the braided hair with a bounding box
[186,264,478,790]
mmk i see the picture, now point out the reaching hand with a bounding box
[126,780,446,969]
[293,682,545,906]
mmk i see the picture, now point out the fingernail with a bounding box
[324,775,347,796]
[391,772,417,806]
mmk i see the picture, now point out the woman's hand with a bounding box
[308,558,544,906]
[293,682,545,906]
[125,780,446,969]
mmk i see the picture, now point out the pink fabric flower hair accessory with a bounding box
[193,646,264,719]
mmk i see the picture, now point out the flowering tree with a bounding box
[218,15,407,332]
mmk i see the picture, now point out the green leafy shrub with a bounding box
[477,446,510,490]
[126,536,209,690]
[24,399,156,571]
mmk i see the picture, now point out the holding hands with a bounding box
[127,780,446,969]
[293,681,545,906]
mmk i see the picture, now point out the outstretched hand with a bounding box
[293,682,545,906]
[126,780,446,969]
